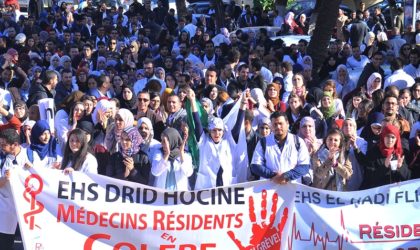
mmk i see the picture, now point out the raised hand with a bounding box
[161,136,171,160]
[385,154,392,168]
[187,89,196,101]
[227,190,289,250]
[397,155,405,169]
[123,157,134,171]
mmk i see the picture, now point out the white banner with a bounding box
[8,168,420,250]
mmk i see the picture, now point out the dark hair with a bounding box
[61,69,72,75]
[83,43,93,50]
[61,129,90,171]
[110,98,120,109]
[390,58,403,71]
[227,81,241,100]
[81,94,95,103]
[323,128,345,159]
[280,61,293,71]
[68,102,85,125]
[43,70,58,85]
[371,89,385,108]
[270,111,288,121]
[206,65,217,74]
[0,128,20,145]
[237,63,249,72]
[97,74,109,88]
[251,58,263,71]
[245,109,254,122]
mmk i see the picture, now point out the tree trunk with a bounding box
[214,0,225,30]
[306,0,341,82]
[175,0,188,18]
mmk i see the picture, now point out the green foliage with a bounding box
[254,0,297,11]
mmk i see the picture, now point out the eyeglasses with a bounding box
[138,98,149,102]
[385,102,398,106]
[130,46,135,48]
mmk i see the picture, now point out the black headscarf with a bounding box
[118,85,137,110]
[161,128,182,161]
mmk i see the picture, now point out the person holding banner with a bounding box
[137,117,160,159]
[342,118,368,191]
[151,127,192,190]
[27,120,62,169]
[251,111,310,185]
[0,128,31,250]
[104,108,136,155]
[311,129,353,191]
[362,124,410,189]
[107,127,151,185]
[62,128,98,174]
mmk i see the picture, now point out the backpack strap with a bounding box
[26,147,34,164]
[260,137,266,157]
[294,134,300,151]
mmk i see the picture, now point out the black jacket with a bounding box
[350,20,369,47]
[356,63,385,89]
[361,146,411,189]
[27,83,55,107]
[106,151,151,185]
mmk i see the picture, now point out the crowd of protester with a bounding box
[0,0,419,248]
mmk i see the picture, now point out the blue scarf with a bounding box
[30,121,57,160]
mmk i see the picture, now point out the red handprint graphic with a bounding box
[227,190,288,250]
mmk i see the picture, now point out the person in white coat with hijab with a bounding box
[189,88,248,189]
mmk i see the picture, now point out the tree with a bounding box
[175,0,188,18]
[213,0,225,31]
[306,0,341,82]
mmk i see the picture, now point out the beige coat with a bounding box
[311,153,353,191]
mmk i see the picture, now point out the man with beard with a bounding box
[134,59,166,95]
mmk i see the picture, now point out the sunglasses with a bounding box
[138,98,149,102]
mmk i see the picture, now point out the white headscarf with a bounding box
[92,99,112,125]
[366,72,382,96]
[117,108,134,129]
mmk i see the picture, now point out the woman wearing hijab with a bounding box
[250,88,271,130]
[362,124,410,189]
[137,117,160,158]
[151,127,193,191]
[360,112,385,151]
[118,85,137,110]
[105,108,136,154]
[320,92,338,130]
[48,54,61,71]
[91,99,113,174]
[190,89,248,189]
[27,120,61,168]
[107,127,150,185]
[298,117,322,156]
[365,72,382,99]
[201,97,215,118]
[265,83,286,113]
[342,118,368,191]
[256,117,271,138]
[319,55,339,80]
[333,64,356,100]
[311,129,353,191]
